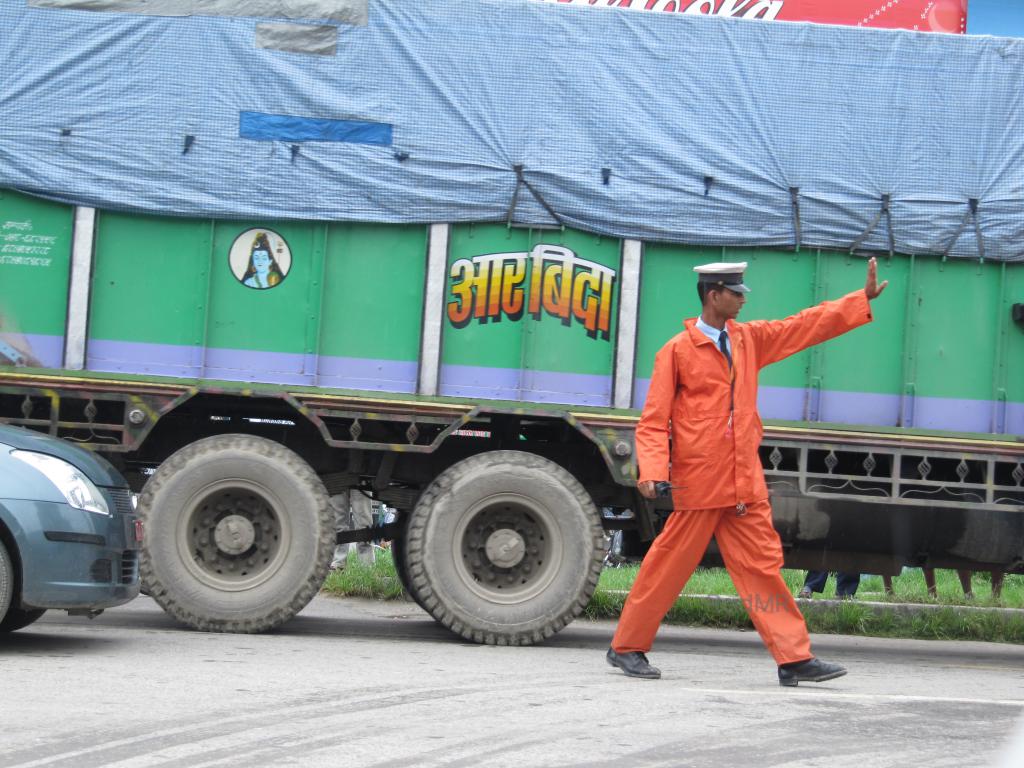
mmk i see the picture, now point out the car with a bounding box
[0,423,141,633]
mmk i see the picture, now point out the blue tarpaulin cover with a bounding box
[1,0,1022,260]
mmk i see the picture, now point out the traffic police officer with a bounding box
[607,258,887,686]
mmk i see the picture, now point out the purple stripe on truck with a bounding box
[203,348,318,386]
[440,364,611,407]
[758,386,810,422]
[86,339,417,392]
[317,356,418,394]
[16,334,65,369]
[819,390,900,427]
[910,397,997,435]
[88,339,202,379]
[1007,403,1024,438]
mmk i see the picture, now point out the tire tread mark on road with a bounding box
[147,692,489,768]
[355,736,553,768]
[158,722,545,768]
[0,687,481,768]
[203,682,615,768]
[551,697,1020,768]
[416,736,555,768]
[339,682,673,768]
[355,733,520,768]
[0,687,389,768]
[185,681,598,768]
[627,685,1024,708]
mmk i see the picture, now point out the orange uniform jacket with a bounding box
[636,290,873,511]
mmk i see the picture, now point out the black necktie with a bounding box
[719,330,732,370]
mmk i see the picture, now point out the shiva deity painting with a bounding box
[228,229,292,290]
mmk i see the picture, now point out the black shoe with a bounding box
[778,657,847,687]
[606,647,661,679]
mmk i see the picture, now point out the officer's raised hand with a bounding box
[865,257,888,300]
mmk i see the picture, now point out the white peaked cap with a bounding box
[693,262,750,292]
[693,261,748,275]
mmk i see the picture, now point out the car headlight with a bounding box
[10,450,111,516]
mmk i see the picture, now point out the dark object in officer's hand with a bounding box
[655,481,673,498]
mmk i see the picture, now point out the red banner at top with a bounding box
[542,1,967,34]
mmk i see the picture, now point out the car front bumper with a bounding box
[1,497,142,611]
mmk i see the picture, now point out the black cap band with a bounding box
[698,272,743,285]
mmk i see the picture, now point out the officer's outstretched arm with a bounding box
[745,290,874,368]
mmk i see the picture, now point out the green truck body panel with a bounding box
[0,190,74,369]
[86,207,427,391]
[636,244,1024,435]
[441,224,619,406]
[1,189,1022,438]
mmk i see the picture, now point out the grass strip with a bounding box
[598,566,1024,608]
[323,549,405,600]
[322,552,1024,644]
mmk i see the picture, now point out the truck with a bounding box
[1,0,1022,645]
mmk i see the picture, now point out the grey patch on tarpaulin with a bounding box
[255,22,338,56]
[27,0,367,25]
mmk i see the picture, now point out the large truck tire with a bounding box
[405,450,604,646]
[139,435,333,633]
[391,515,429,610]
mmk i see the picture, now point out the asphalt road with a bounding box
[1,595,1022,768]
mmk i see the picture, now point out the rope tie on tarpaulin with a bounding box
[788,186,801,252]
[506,165,564,229]
[941,198,985,262]
[849,193,895,259]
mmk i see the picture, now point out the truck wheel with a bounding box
[0,607,46,633]
[405,450,604,645]
[139,435,333,633]
[392,515,429,609]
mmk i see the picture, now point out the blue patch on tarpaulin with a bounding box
[239,111,392,145]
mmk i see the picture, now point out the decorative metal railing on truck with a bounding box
[1,0,1022,644]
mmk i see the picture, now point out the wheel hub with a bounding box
[180,484,288,590]
[457,494,558,604]
[213,514,256,556]
[484,528,526,568]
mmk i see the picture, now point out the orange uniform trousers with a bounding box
[611,499,811,666]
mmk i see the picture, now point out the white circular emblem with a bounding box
[228,228,292,290]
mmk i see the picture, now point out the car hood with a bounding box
[0,424,127,488]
